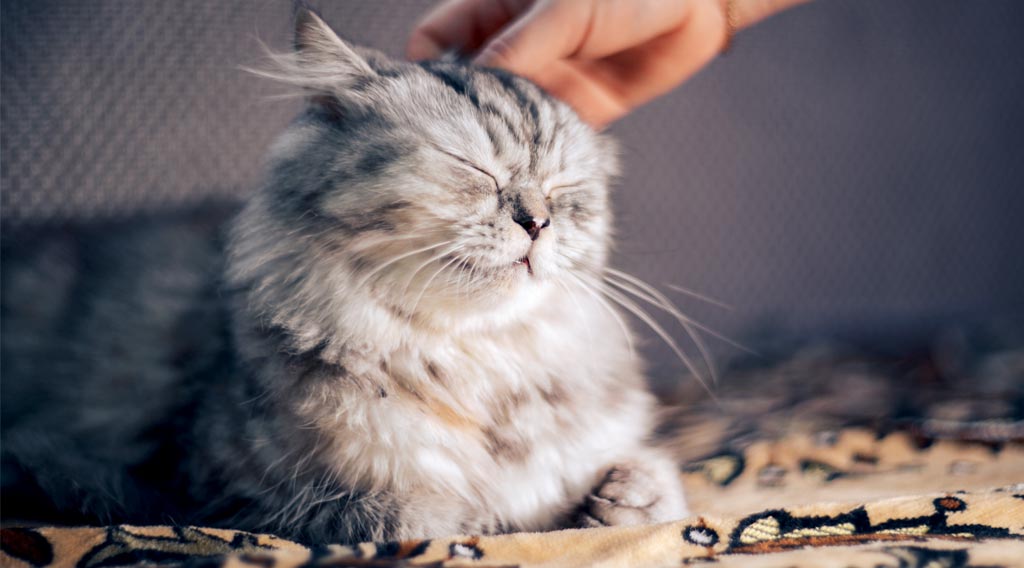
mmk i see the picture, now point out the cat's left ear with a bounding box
[293,7,375,83]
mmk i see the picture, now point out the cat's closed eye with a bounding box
[431,147,500,193]
[546,183,585,201]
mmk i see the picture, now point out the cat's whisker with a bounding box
[459,259,474,296]
[664,283,734,311]
[347,227,449,252]
[464,258,479,294]
[596,283,719,403]
[556,278,596,353]
[405,251,465,321]
[602,274,720,386]
[564,273,635,359]
[352,239,455,292]
[396,244,465,301]
[448,252,470,297]
[344,230,451,264]
[605,269,755,357]
[459,254,486,297]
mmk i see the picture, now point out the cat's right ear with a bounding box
[292,7,377,117]
[293,7,375,83]
[249,6,377,117]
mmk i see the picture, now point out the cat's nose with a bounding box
[515,215,550,241]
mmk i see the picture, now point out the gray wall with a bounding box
[3,1,1023,371]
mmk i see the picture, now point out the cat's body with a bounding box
[1,10,687,543]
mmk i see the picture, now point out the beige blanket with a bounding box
[3,340,1022,567]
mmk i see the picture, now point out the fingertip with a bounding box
[473,36,519,71]
[406,32,443,61]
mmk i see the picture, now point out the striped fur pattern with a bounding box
[0,10,686,543]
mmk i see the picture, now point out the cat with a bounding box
[0,8,688,544]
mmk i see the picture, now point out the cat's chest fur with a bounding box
[294,292,652,531]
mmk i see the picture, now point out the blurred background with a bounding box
[3,0,1023,383]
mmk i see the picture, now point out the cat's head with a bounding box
[232,9,617,337]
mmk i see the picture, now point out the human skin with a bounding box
[408,0,813,128]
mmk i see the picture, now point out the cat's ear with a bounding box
[249,7,377,117]
[293,7,375,82]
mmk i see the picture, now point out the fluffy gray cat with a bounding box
[0,9,687,543]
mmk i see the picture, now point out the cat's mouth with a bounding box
[438,254,533,277]
[513,255,533,275]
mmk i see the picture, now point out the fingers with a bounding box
[524,60,630,127]
[733,0,813,30]
[473,0,588,72]
[475,0,692,75]
[559,0,725,127]
[407,0,812,63]
[600,0,724,108]
[407,0,815,128]
[406,0,531,60]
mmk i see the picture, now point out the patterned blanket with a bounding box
[3,332,1023,567]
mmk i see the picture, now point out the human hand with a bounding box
[408,0,811,128]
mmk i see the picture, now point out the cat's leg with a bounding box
[254,487,475,544]
[391,491,491,540]
[575,447,688,528]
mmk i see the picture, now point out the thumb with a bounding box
[474,0,590,75]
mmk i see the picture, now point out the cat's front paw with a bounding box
[575,462,687,528]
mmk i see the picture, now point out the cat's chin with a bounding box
[442,251,550,285]
[512,255,532,275]
[391,270,555,333]
[441,253,535,280]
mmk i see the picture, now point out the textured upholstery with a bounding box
[2,0,1022,368]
